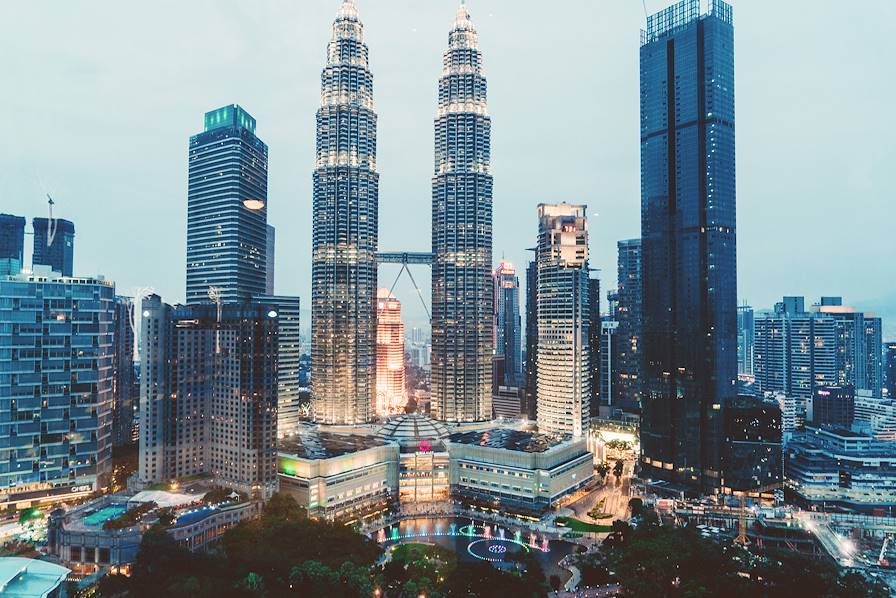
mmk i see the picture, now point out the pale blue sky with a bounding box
[2,0,894,338]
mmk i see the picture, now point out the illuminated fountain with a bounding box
[542,537,549,552]
[498,528,505,540]
[529,533,537,547]
[391,527,399,541]
[484,525,492,539]
[514,530,522,543]
[377,529,386,543]
[449,522,457,536]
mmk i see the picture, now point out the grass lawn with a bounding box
[555,517,614,533]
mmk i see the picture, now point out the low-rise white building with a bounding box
[278,429,399,522]
[446,428,594,515]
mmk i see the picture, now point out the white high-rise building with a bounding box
[535,204,591,438]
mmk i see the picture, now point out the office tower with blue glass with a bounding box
[0,272,114,507]
[0,214,25,275]
[311,0,379,425]
[615,239,642,411]
[536,204,591,438]
[640,0,737,491]
[32,217,75,277]
[186,104,268,305]
[432,3,493,423]
[494,261,522,388]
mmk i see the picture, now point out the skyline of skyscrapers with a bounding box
[4,1,891,534]
[186,104,269,305]
[311,0,379,425]
[639,0,738,491]
[32,217,75,277]
[535,203,591,438]
[431,3,494,424]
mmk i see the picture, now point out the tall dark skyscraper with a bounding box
[0,214,25,275]
[524,260,538,420]
[494,261,522,388]
[431,3,493,423]
[32,217,75,277]
[186,104,268,305]
[311,0,379,425]
[639,0,737,491]
[112,296,137,447]
[615,239,642,411]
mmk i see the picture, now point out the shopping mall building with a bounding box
[277,415,594,522]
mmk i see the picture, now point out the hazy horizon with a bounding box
[3,0,894,339]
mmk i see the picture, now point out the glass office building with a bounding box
[639,0,737,491]
[431,3,493,423]
[0,272,115,506]
[32,218,75,277]
[0,214,25,276]
[186,104,268,305]
[311,0,379,425]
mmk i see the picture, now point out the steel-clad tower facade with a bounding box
[312,0,379,425]
[432,3,493,423]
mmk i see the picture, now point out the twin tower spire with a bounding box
[311,1,493,425]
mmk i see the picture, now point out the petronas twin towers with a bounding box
[312,0,493,425]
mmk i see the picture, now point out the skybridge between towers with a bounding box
[376,251,433,266]
[375,251,433,320]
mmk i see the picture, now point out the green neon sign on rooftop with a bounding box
[204,104,257,133]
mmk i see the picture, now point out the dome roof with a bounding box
[376,414,450,451]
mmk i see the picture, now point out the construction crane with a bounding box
[735,482,782,546]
